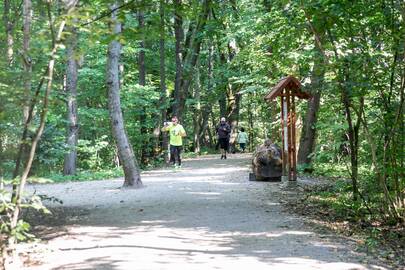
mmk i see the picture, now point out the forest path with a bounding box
[21,154,378,270]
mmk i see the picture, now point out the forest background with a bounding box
[0,0,403,265]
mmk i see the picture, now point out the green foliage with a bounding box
[0,183,50,246]
[42,167,124,182]
[0,2,404,262]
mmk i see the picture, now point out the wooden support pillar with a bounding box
[286,87,292,180]
[281,90,288,177]
[291,90,297,181]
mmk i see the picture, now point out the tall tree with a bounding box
[22,0,32,123]
[138,8,148,164]
[9,0,76,252]
[159,0,169,162]
[3,0,14,64]
[172,0,211,120]
[63,20,79,175]
[106,2,142,188]
[173,0,183,119]
[298,44,325,166]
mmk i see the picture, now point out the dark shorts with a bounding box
[218,138,229,151]
[239,143,246,150]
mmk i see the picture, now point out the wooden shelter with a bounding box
[264,75,311,181]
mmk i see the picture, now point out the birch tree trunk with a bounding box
[3,0,14,64]
[22,0,33,123]
[106,3,142,188]
[63,22,79,175]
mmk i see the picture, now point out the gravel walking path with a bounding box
[19,154,384,270]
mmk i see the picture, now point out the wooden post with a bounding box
[286,87,292,180]
[291,89,297,181]
[282,90,288,178]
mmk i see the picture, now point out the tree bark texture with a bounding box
[138,10,148,164]
[198,43,214,145]
[192,64,201,153]
[297,51,324,166]
[11,0,73,239]
[159,0,169,162]
[172,0,211,120]
[63,23,79,175]
[3,0,14,64]
[297,23,326,167]
[107,3,142,188]
[173,0,184,119]
[179,0,211,120]
[22,0,33,123]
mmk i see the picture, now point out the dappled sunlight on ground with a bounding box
[23,222,369,270]
[20,154,379,270]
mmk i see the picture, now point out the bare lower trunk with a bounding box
[297,91,320,165]
[173,0,184,118]
[198,43,214,145]
[341,85,360,201]
[298,38,325,166]
[159,0,169,162]
[63,23,79,175]
[138,10,148,164]
[248,94,254,152]
[22,0,33,122]
[193,65,201,153]
[107,3,142,188]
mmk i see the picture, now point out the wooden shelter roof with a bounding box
[264,75,311,101]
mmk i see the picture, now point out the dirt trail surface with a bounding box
[20,154,384,270]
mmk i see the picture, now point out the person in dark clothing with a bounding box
[216,117,231,159]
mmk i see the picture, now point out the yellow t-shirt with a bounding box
[162,124,186,146]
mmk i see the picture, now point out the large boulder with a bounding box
[250,139,282,181]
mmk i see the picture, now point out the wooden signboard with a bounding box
[264,76,311,181]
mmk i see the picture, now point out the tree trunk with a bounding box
[138,10,148,165]
[107,2,142,188]
[22,0,32,123]
[159,0,169,162]
[198,43,214,145]
[297,53,324,166]
[3,0,14,64]
[173,0,211,120]
[297,91,320,166]
[298,26,325,167]
[10,0,74,251]
[173,0,184,118]
[192,64,201,153]
[341,79,360,201]
[248,94,254,152]
[63,22,79,175]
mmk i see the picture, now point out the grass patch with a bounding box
[30,168,124,183]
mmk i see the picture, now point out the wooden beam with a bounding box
[291,91,297,181]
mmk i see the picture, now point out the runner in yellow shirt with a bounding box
[161,116,187,167]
